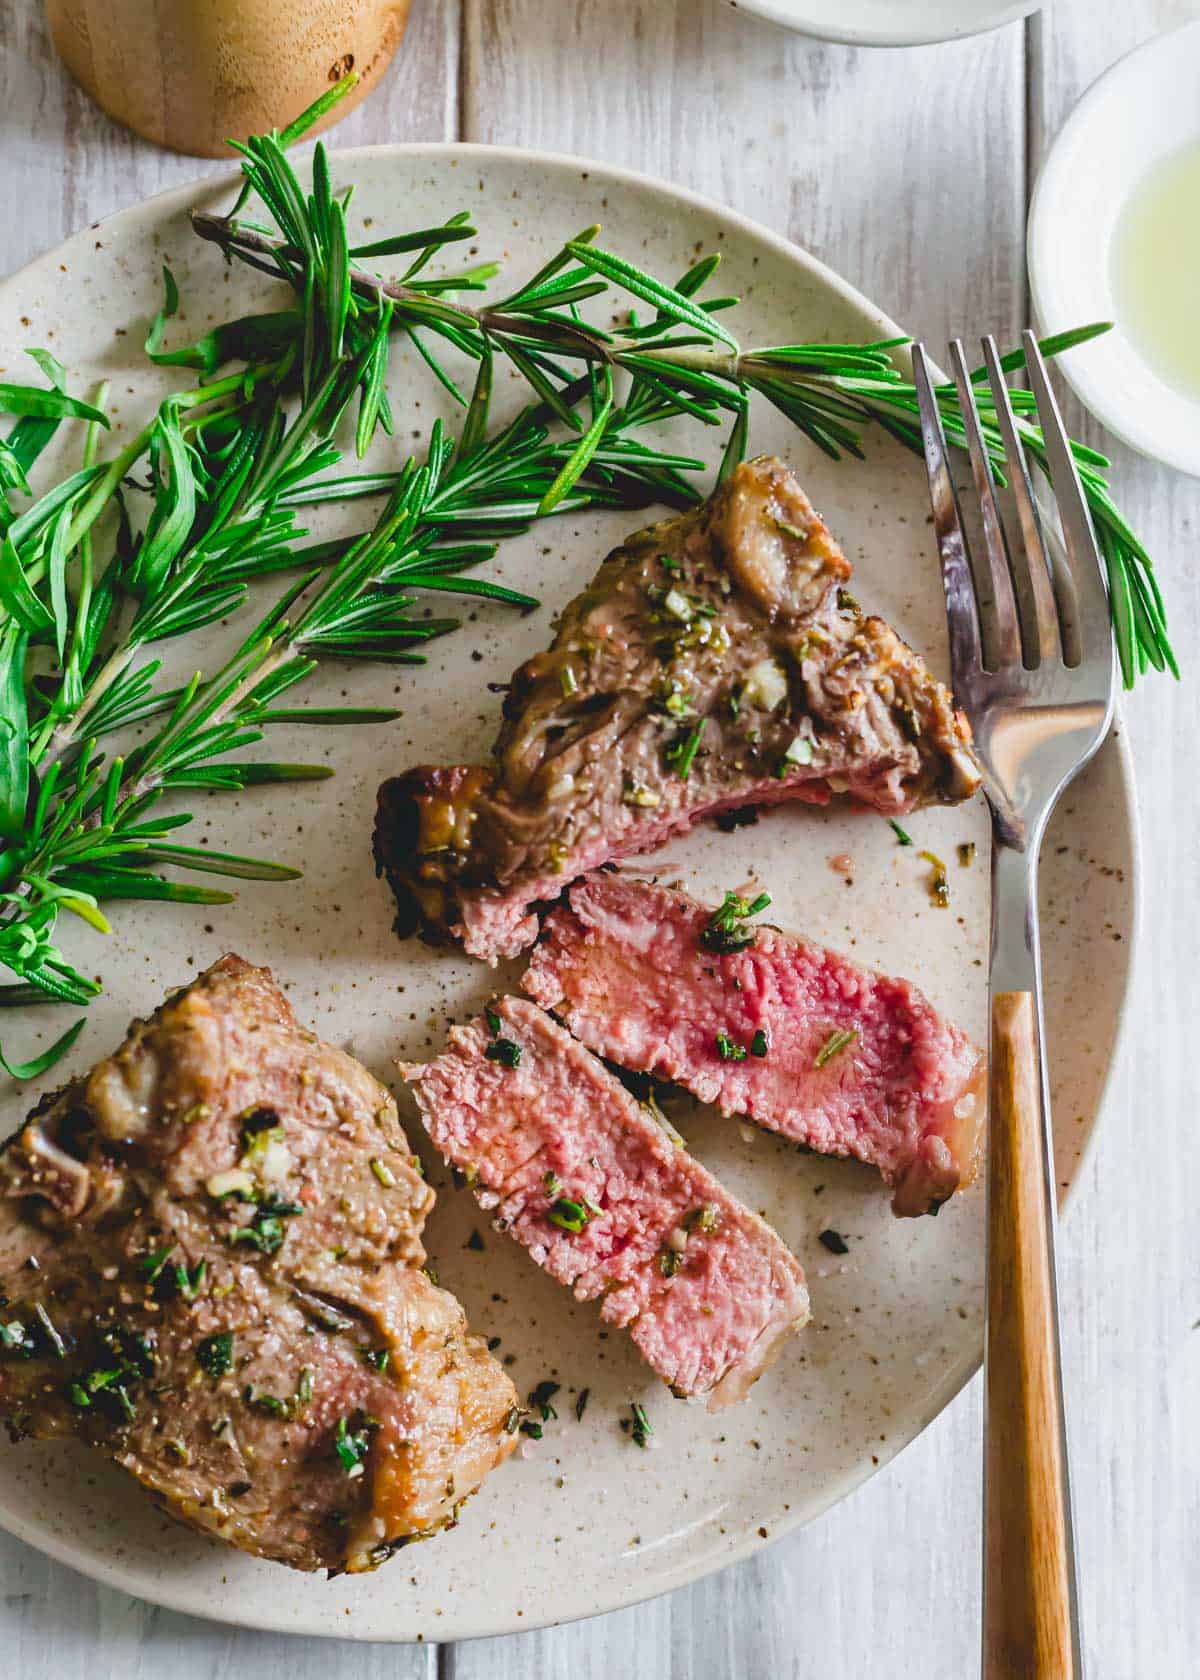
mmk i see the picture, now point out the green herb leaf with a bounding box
[0,1016,85,1080]
[195,1330,234,1379]
[813,1027,858,1069]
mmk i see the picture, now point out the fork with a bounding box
[912,331,1115,1680]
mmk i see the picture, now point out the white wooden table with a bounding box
[0,1,1196,1673]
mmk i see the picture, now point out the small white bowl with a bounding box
[1028,22,1200,478]
[726,0,1039,48]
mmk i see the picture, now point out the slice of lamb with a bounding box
[375,456,980,962]
[0,955,517,1574]
[402,997,809,1409]
[523,874,985,1217]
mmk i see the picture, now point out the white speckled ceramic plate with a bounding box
[0,146,1136,1641]
[725,0,1041,48]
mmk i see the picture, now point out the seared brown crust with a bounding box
[0,956,517,1574]
[375,457,979,960]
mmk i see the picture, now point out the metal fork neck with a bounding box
[990,832,1045,996]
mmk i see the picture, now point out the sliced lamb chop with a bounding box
[375,456,979,962]
[523,874,985,1217]
[0,956,517,1574]
[402,997,809,1409]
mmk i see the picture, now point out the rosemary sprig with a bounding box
[196,172,1173,688]
[0,71,1171,1073]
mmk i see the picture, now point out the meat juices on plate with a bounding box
[403,997,810,1409]
[0,956,517,1574]
[524,875,986,1217]
[375,455,980,962]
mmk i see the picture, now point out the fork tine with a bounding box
[948,339,1022,671]
[911,344,982,682]
[1021,331,1110,667]
[981,336,1062,667]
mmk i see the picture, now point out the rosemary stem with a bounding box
[35,641,134,771]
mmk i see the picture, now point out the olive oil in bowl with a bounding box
[1111,140,1200,403]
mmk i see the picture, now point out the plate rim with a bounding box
[0,136,1142,1641]
[723,0,1040,49]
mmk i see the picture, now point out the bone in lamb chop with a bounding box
[375,456,979,964]
[0,956,518,1575]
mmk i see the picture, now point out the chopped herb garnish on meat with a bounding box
[957,842,976,867]
[195,1331,234,1380]
[575,1388,590,1422]
[889,819,913,846]
[659,678,692,719]
[543,1170,563,1198]
[699,888,771,954]
[528,1380,560,1421]
[663,720,704,779]
[485,1037,523,1069]
[246,1366,314,1420]
[659,1246,682,1277]
[661,586,693,621]
[503,1405,521,1435]
[777,731,815,775]
[715,1030,747,1062]
[369,1156,397,1188]
[333,1412,375,1477]
[239,1106,282,1157]
[740,658,788,712]
[622,777,661,808]
[628,1400,653,1449]
[67,1327,157,1424]
[687,1204,721,1234]
[559,663,579,697]
[140,1246,175,1283]
[819,1228,850,1255]
[919,850,950,908]
[175,1259,207,1300]
[485,1007,502,1036]
[814,1027,858,1069]
[362,1347,390,1373]
[658,553,682,574]
[33,1304,67,1360]
[772,516,809,542]
[227,1194,304,1256]
[0,1320,33,1358]
[750,1028,769,1058]
[547,1195,598,1234]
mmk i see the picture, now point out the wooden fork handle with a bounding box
[984,990,1076,1680]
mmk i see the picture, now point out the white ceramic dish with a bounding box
[0,144,1137,1640]
[726,0,1040,48]
[1029,21,1200,477]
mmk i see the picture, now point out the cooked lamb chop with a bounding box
[375,456,980,962]
[402,996,809,1409]
[524,875,985,1217]
[0,956,517,1574]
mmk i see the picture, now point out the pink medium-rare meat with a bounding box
[523,875,985,1217]
[402,997,809,1408]
[374,456,980,962]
